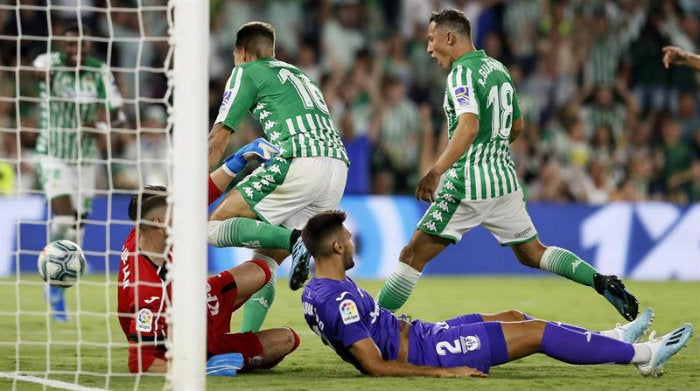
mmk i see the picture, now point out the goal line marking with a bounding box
[0,372,107,391]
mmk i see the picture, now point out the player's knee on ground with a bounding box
[208,331,264,370]
[286,327,300,353]
[257,327,299,370]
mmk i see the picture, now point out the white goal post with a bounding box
[0,0,209,389]
[169,0,208,390]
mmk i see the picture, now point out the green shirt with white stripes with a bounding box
[215,58,348,165]
[441,50,522,201]
[34,52,123,162]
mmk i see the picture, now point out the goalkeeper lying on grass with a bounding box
[117,139,298,375]
[301,210,693,378]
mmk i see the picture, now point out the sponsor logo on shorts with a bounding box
[136,308,153,332]
[424,221,437,232]
[339,299,360,324]
[206,282,220,316]
[436,335,481,356]
[514,226,533,239]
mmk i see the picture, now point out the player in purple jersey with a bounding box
[301,211,692,378]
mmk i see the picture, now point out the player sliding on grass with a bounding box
[117,139,298,375]
[376,9,639,321]
[206,21,349,333]
[301,210,693,378]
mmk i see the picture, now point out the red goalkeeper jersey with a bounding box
[117,177,224,372]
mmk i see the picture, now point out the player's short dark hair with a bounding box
[235,22,275,57]
[128,185,168,222]
[429,9,471,38]
[302,210,347,257]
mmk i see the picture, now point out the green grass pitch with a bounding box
[1,275,698,390]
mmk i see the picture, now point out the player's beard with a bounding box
[343,252,354,271]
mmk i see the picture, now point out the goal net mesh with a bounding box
[0,1,177,389]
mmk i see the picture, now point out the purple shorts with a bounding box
[407,318,508,373]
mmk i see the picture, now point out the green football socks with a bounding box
[539,246,597,287]
[240,255,278,332]
[377,262,422,311]
[209,217,292,250]
[240,278,276,332]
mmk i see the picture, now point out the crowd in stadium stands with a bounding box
[0,0,698,203]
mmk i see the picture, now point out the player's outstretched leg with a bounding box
[515,242,639,321]
[378,231,449,311]
[208,218,298,251]
[289,237,312,291]
[636,323,693,377]
[593,273,639,321]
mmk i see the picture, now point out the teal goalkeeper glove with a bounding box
[222,138,280,176]
[206,352,244,376]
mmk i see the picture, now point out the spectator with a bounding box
[581,159,615,204]
[321,0,367,72]
[676,92,700,141]
[369,75,425,194]
[656,118,697,202]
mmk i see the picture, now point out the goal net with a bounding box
[0,1,208,390]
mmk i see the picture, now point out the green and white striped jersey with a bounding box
[33,52,123,162]
[215,58,348,165]
[442,50,522,201]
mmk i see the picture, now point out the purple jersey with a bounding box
[302,277,400,374]
[303,278,509,374]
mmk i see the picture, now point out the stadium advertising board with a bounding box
[2,195,698,280]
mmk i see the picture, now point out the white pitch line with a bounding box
[0,372,106,391]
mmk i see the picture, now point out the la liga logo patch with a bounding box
[339,299,360,324]
[453,86,470,107]
[136,308,153,332]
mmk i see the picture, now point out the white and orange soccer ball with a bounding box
[37,240,86,287]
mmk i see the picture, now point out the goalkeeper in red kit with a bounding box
[117,139,298,375]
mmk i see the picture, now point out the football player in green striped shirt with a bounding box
[206,22,349,332]
[378,10,639,321]
[34,24,124,321]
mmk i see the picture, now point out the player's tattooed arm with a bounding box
[208,123,232,171]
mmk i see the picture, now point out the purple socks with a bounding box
[540,322,634,364]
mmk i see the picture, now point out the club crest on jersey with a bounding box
[136,308,153,332]
[453,86,470,107]
[339,299,360,324]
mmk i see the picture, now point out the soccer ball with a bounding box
[37,240,86,287]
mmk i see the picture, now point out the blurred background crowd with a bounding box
[0,0,699,203]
